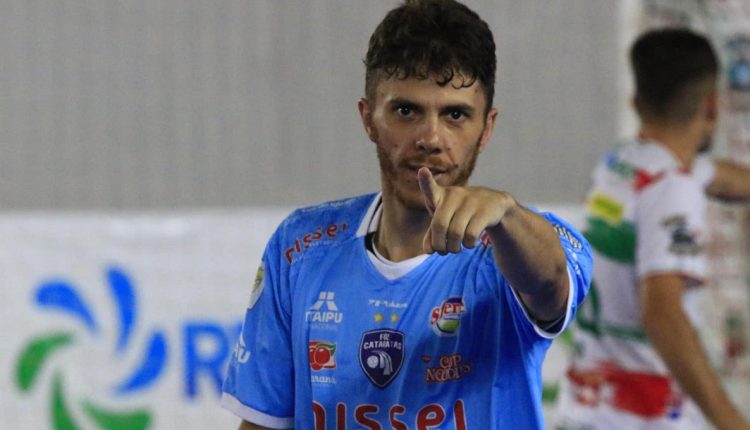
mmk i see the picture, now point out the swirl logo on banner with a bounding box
[14,266,167,430]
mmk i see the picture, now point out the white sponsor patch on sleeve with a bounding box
[247,263,265,309]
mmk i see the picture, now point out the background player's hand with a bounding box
[418,167,514,255]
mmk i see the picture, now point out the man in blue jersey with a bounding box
[222,1,592,428]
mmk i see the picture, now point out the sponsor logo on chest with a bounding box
[306,291,343,324]
[308,340,337,371]
[424,353,472,383]
[430,297,465,336]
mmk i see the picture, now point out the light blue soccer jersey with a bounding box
[222,193,592,429]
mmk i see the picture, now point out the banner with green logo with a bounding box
[0,210,287,429]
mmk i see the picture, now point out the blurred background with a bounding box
[0,0,622,209]
[0,0,747,429]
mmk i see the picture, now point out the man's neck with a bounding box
[639,121,703,169]
[375,192,432,262]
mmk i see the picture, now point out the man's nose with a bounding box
[415,116,443,153]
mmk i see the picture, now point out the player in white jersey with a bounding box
[221,0,593,428]
[554,28,750,430]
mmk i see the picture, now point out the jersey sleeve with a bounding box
[692,154,716,188]
[636,173,707,281]
[221,227,295,429]
[505,211,593,339]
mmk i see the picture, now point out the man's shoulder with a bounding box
[596,139,689,193]
[292,193,375,216]
[272,193,378,264]
[609,139,682,173]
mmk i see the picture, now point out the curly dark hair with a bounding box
[631,28,719,123]
[364,0,496,115]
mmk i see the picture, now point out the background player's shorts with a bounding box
[552,372,707,430]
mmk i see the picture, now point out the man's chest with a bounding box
[292,252,509,395]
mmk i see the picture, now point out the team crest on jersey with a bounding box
[247,263,265,310]
[308,340,336,371]
[359,329,405,388]
[662,215,702,255]
[430,297,465,336]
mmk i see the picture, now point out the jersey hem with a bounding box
[220,392,294,429]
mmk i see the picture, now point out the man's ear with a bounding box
[631,95,643,117]
[358,98,378,142]
[478,107,499,153]
[705,91,718,124]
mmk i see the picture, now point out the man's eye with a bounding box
[449,110,466,120]
[396,106,413,116]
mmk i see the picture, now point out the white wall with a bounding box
[0,0,619,210]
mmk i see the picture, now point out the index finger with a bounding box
[418,167,442,214]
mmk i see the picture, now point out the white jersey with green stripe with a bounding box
[555,138,715,429]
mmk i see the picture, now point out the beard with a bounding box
[375,135,482,211]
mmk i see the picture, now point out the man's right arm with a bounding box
[641,274,750,430]
[221,230,295,429]
[238,420,274,430]
[706,159,750,201]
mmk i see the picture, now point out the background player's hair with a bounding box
[363,0,496,115]
[630,28,719,124]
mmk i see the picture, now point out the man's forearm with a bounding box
[707,160,750,201]
[487,203,569,322]
[642,275,749,430]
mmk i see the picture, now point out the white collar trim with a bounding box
[356,193,382,237]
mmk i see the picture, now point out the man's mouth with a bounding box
[406,164,449,178]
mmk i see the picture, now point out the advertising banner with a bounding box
[0,210,287,429]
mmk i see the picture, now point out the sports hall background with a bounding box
[0,1,747,428]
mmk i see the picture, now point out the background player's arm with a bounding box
[706,160,750,201]
[418,168,569,323]
[238,420,275,430]
[641,274,750,430]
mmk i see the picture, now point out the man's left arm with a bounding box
[417,168,570,323]
[706,160,750,201]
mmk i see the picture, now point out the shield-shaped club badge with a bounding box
[359,329,405,388]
